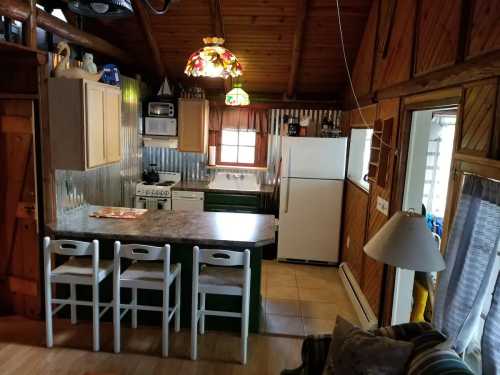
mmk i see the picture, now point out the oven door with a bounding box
[135,196,171,210]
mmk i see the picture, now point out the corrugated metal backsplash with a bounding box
[55,75,142,215]
[143,108,340,186]
[143,147,209,181]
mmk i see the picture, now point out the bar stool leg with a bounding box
[175,268,181,332]
[191,291,198,360]
[92,279,100,352]
[200,293,206,335]
[70,283,77,324]
[113,283,121,353]
[45,280,53,348]
[162,282,170,357]
[44,239,54,348]
[131,287,138,329]
[241,283,250,364]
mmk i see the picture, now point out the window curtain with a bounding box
[433,175,500,354]
[482,271,500,374]
[209,106,269,166]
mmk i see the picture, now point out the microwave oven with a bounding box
[148,102,175,117]
[144,117,177,136]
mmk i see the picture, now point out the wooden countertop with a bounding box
[46,206,276,248]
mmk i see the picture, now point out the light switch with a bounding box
[376,196,389,216]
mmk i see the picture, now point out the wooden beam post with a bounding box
[0,0,133,65]
[287,0,308,99]
[131,0,165,79]
[23,0,37,48]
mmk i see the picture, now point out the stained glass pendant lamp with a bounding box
[185,37,242,79]
[225,83,250,106]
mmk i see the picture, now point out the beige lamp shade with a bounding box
[363,211,446,272]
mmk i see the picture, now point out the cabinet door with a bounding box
[85,82,106,168]
[178,99,208,153]
[104,88,121,163]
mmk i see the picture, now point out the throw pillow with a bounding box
[323,317,414,375]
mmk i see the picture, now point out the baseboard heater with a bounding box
[339,262,378,331]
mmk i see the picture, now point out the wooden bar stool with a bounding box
[113,242,181,358]
[191,246,251,364]
[43,237,113,351]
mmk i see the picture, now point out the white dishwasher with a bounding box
[172,190,204,211]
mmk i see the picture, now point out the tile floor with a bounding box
[260,260,360,337]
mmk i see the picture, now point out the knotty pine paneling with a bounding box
[348,0,379,101]
[362,98,400,316]
[341,180,369,285]
[350,104,378,127]
[415,0,462,75]
[467,0,500,59]
[458,78,498,157]
[372,0,417,91]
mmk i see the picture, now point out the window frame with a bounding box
[216,128,266,168]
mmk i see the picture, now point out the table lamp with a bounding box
[364,211,446,272]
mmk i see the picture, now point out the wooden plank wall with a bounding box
[341,0,500,324]
[341,180,369,283]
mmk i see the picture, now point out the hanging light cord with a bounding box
[143,0,173,15]
[335,0,392,149]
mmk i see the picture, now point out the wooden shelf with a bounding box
[0,40,47,64]
[367,118,394,188]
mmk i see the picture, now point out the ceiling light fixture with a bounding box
[185,37,242,79]
[68,0,133,17]
[68,0,175,17]
[225,83,250,106]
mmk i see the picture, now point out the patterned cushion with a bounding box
[374,322,434,341]
[408,347,474,375]
[323,317,414,375]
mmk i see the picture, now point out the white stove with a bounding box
[135,172,181,210]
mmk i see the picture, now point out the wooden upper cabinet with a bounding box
[458,78,498,157]
[372,0,416,91]
[178,98,209,153]
[48,78,122,170]
[85,82,106,168]
[103,87,122,163]
[467,0,500,59]
[415,0,462,75]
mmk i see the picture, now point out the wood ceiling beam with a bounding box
[0,0,133,64]
[287,0,308,99]
[131,0,165,79]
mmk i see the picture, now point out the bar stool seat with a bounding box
[113,242,181,358]
[191,247,251,364]
[52,258,113,284]
[199,266,245,288]
[120,262,181,290]
[43,237,112,352]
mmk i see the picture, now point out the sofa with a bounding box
[281,321,474,375]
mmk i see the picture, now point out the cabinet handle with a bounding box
[285,149,292,214]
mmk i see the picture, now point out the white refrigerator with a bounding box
[277,137,347,263]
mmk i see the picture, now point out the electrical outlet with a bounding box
[376,196,389,216]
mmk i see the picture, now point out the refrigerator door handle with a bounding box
[285,149,292,213]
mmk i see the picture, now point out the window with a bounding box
[347,128,373,190]
[219,129,257,166]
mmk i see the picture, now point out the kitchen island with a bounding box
[46,206,276,332]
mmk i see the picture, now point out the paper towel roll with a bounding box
[209,145,217,166]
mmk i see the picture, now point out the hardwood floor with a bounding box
[0,316,302,374]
